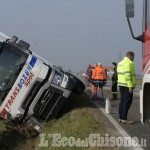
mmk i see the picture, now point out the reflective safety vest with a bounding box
[117,57,136,88]
[92,66,106,81]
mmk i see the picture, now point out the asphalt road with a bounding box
[84,81,150,150]
[104,89,149,150]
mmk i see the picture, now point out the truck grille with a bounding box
[33,86,63,121]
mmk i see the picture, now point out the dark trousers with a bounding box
[119,86,133,120]
[111,83,117,99]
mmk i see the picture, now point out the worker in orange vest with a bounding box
[91,63,100,97]
[92,63,106,100]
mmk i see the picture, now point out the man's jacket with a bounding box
[112,68,118,85]
[92,66,106,82]
[117,57,136,88]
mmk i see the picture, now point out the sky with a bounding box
[0,0,143,74]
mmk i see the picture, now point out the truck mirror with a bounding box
[125,0,134,18]
[18,40,30,50]
[9,36,18,44]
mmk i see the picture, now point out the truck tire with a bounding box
[65,72,85,95]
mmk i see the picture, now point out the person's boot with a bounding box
[111,94,117,100]
[92,95,97,101]
[111,97,115,100]
[114,94,117,100]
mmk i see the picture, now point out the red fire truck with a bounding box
[125,0,150,123]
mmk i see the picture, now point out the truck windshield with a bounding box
[0,43,28,102]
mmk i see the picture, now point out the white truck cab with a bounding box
[0,32,85,134]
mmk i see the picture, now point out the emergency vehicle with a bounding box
[0,32,85,134]
[125,0,150,123]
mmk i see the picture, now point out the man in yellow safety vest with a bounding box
[117,51,136,124]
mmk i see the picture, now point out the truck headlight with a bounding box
[52,71,63,86]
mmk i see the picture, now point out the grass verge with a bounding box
[34,93,120,150]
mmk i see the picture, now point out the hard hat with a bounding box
[98,63,102,66]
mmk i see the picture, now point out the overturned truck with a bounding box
[0,32,85,136]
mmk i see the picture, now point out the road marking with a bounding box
[93,101,144,150]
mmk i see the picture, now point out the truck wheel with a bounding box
[65,72,85,95]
